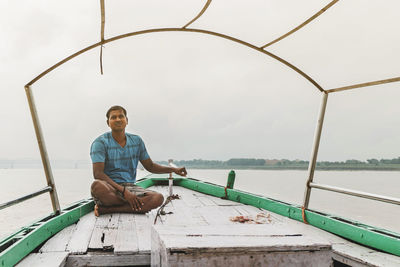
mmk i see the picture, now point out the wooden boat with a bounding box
[2,172,400,266]
[1,1,400,266]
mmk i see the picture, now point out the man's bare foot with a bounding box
[94,204,100,217]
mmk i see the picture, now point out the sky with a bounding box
[0,0,399,163]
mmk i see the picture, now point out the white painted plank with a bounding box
[171,197,208,226]
[165,250,332,267]
[196,195,217,206]
[333,243,400,267]
[114,214,139,254]
[40,224,76,252]
[206,194,244,206]
[196,206,241,225]
[102,213,120,249]
[152,225,332,267]
[135,214,152,252]
[154,225,330,252]
[233,204,263,215]
[172,187,204,207]
[66,253,150,267]
[67,213,96,254]
[88,214,118,250]
[17,252,69,267]
[154,224,303,237]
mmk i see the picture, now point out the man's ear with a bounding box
[126,117,128,124]
[107,119,110,126]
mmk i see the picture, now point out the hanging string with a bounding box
[100,0,105,75]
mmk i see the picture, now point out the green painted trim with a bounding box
[147,176,400,257]
[1,174,399,266]
[136,177,155,189]
[0,199,94,267]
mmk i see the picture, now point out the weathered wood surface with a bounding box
[66,253,150,267]
[88,213,120,250]
[114,214,138,254]
[67,212,96,254]
[151,224,332,267]
[153,224,330,252]
[39,224,76,252]
[135,214,152,253]
[16,252,69,267]
[31,185,400,267]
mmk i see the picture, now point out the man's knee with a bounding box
[91,180,109,196]
[153,192,164,207]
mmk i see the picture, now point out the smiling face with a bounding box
[107,109,128,132]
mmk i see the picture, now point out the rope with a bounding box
[99,0,105,75]
[301,206,308,224]
[154,194,180,224]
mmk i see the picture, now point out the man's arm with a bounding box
[141,158,187,176]
[92,162,144,211]
[93,162,125,193]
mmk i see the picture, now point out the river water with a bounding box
[0,168,399,239]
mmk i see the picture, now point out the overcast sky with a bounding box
[1,0,399,162]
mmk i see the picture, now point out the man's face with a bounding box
[107,109,128,132]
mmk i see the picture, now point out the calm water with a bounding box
[0,168,399,239]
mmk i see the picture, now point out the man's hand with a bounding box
[123,190,144,211]
[173,167,187,177]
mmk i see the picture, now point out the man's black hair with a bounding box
[106,105,127,123]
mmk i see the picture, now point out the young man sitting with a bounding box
[90,105,187,216]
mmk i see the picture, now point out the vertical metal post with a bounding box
[168,159,174,196]
[226,170,236,189]
[25,85,61,214]
[303,91,328,209]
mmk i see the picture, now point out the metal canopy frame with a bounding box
[14,0,400,219]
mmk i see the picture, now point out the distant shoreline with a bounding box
[1,158,400,171]
[173,165,400,171]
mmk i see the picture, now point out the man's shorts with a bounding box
[93,182,154,206]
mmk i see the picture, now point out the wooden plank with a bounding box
[171,197,208,226]
[196,205,241,225]
[102,213,120,250]
[16,252,69,267]
[196,195,217,206]
[333,243,400,267]
[173,187,204,207]
[159,233,329,251]
[66,253,150,267]
[152,225,332,267]
[233,205,262,215]
[135,214,152,252]
[165,250,332,267]
[67,212,96,254]
[154,224,304,237]
[88,214,119,250]
[206,194,244,206]
[39,224,76,252]
[114,214,139,254]
[88,215,111,249]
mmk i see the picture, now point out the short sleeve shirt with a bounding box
[90,132,150,183]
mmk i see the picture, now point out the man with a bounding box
[90,105,187,216]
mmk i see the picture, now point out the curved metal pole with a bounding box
[326,76,400,93]
[261,0,339,49]
[25,85,61,214]
[26,28,324,92]
[183,0,212,29]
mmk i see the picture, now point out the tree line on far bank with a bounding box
[158,157,400,171]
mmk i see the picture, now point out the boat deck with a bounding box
[16,185,400,267]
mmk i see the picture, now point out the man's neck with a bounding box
[111,130,126,146]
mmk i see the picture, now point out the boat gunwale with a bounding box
[1,175,399,266]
